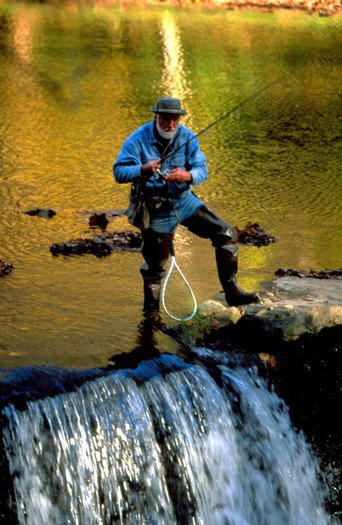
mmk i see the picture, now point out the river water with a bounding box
[0,3,341,366]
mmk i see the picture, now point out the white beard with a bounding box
[156,120,176,140]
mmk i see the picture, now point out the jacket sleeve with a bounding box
[113,135,142,184]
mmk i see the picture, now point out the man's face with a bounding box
[155,113,180,139]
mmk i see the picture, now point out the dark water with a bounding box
[0,3,341,367]
[2,353,337,524]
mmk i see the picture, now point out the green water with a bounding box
[0,3,341,368]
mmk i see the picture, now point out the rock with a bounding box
[83,209,126,228]
[235,222,276,247]
[258,352,278,370]
[191,276,342,346]
[275,267,342,280]
[50,238,115,257]
[59,222,276,260]
[244,303,342,342]
[0,259,13,278]
[88,213,110,231]
[198,301,243,329]
[50,230,142,257]
[197,300,229,317]
[22,207,126,224]
[22,208,56,219]
[261,275,342,306]
[80,209,126,221]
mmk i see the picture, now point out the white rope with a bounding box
[161,255,197,322]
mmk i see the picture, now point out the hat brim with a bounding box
[150,107,187,115]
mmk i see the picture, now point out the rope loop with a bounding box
[161,256,197,322]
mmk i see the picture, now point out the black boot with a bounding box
[140,229,173,314]
[216,250,260,307]
[142,275,162,312]
[140,262,166,314]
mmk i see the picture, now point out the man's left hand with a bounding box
[164,168,192,184]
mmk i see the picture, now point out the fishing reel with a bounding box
[156,168,170,181]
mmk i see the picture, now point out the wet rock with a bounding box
[50,230,142,257]
[275,267,342,280]
[88,213,110,231]
[50,238,115,257]
[235,222,276,247]
[0,259,13,278]
[184,275,342,347]
[22,208,126,225]
[81,209,126,227]
[263,274,342,305]
[230,276,342,343]
[241,302,342,342]
[198,301,243,329]
[22,208,56,219]
[49,219,273,260]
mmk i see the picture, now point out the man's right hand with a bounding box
[140,159,161,178]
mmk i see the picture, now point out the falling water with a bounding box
[2,355,334,525]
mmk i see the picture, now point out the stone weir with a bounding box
[170,274,341,520]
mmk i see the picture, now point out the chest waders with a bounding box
[180,205,260,307]
[140,204,259,321]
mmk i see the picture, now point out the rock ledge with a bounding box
[185,277,342,349]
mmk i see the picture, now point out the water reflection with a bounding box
[108,313,162,370]
[11,11,35,63]
[159,10,190,104]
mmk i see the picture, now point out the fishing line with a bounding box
[161,239,197,322]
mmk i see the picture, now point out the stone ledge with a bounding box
[182,277,342,349]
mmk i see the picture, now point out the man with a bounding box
[113,96,259,311]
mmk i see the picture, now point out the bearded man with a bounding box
[113,97,259,311]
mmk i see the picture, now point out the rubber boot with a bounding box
[140,230,173,314]
[140,262,167,315]
[216,250,260,307]
[142,275,162,312]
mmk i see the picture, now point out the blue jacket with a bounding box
[113,121,208,199]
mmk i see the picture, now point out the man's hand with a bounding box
[164,168,192,184]
[140,159,161,178]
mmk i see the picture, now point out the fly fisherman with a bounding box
[113,96,259,312]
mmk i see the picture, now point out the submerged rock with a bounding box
[82,209,126,230]
[22,208,56,219]
[50,230,142,257]
[49,221,274,257]
[22,208,126,225]
[0,259,13,278]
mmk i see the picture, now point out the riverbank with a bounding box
[174,0,342,16]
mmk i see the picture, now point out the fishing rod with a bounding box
[157,80,278,321]
[159,79,279,165]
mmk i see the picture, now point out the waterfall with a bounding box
[2,354,334,525]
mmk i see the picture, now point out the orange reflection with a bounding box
[12,13,36,64]
[160,11,191,107]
